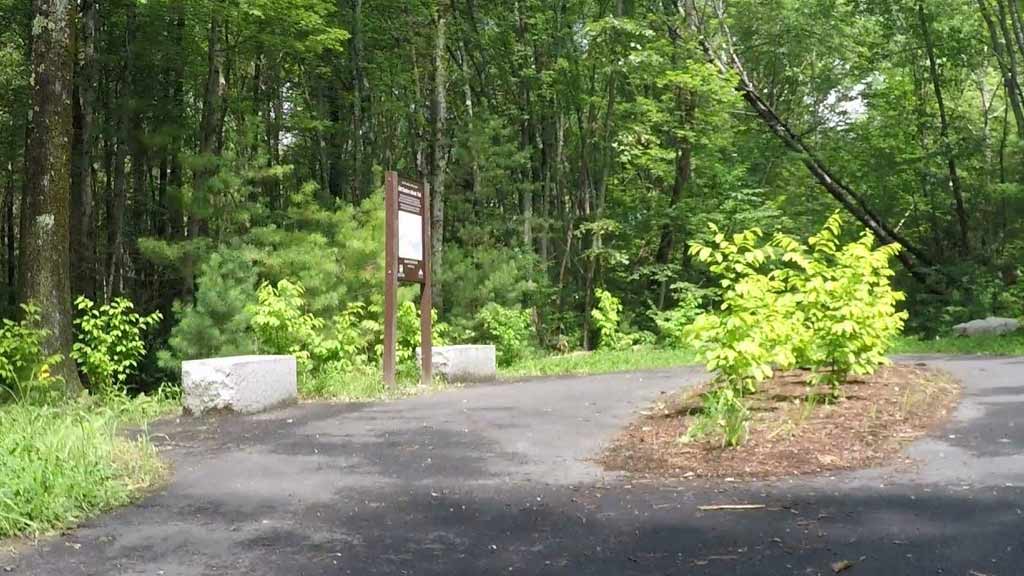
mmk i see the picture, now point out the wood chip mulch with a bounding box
[599,364,962,480]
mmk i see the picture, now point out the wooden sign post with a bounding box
[383,171,432,388]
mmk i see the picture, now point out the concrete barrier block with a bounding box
[182,355,297,415]
[953,317,1021,337]
[418,345,497,383]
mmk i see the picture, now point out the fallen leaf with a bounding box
[831,559,855,573]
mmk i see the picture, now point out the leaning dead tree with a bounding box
[675,0,942,290]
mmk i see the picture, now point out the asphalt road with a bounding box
[7,357,1024,575]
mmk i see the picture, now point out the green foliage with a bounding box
[502,347,697,378]
[318,302,382,372]
[685,387,749,448]
[0,305,64,404]
[71,297,162,393]
[775,214,908,392]
[441,246,543,334]
[248,279,323,366]
[591,289,629,351]
[685,227,801,395]
[684,216,907,445]
[396,300,448,370]
[652,282,715,349]
[160,249,259,371]
[476,303,533,366]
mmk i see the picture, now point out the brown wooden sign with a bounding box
[383,171,432,388]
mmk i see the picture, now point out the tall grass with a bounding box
[300,364,452,402]
[502,347,698,378]
[892,333,1024,357]
[0,391,176,539]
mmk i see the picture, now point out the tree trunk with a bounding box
[3,165,15,308]
[1007,0,1024,64]
[350,0,367,202]
[71,0,97,300]
[167,0,186,240]
[107,134,127,299]
[977,0,1024,139]
[656,92,695,309]
[430,2,448,315]
[917,0,970,257]
[514,0,533,249]
[185,5,226,300]
[582,0,622,348]
[21,0,82,393]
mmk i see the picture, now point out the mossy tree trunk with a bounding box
[21,0,82,394]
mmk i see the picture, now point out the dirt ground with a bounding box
[600,363,962,480]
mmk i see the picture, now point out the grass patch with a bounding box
[501,347,697,378]
[0,398,168,539]
[892,333,1024,357]
[299,365,454,402]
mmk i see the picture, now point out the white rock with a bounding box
[182,355,297,415]
[418,345,497,383]
[952,317,1021,337]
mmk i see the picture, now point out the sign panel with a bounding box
[397,179,426,283]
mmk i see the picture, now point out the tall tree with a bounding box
[917,0,970,256]
[21,0,81,392]
[70,0,96,299]
[430,1,448,313]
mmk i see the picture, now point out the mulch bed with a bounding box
[599,364,962,480]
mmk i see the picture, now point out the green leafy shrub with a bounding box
[71,297,162,393]
[682,216,906,446]
[0,305,64,404]
[440,245,543,334]
[652,282,715,348]
[774,214,908,393]
[476,303,533,366]
[247,279,323,367]
[685,227,801,395]
[591,289,629,351]
[317,302,382,372]
[154,191,385,372]
[397,300,448,368]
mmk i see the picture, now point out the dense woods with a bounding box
[2,0,1024,389]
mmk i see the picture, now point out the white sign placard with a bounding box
[398,211,423,261]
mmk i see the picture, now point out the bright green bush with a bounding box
[71,297,162,393]
[685,227,801,394]
[476,303,533,366]
[683,216,906,446]
[318,302,382,372]
[591,289,630,351]
[0,305,64,404]
[397,300,448,368]
[248,279,323,367]
[774,214,908,393]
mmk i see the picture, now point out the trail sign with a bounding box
[396,179,426,283]
[383,172,432,388]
